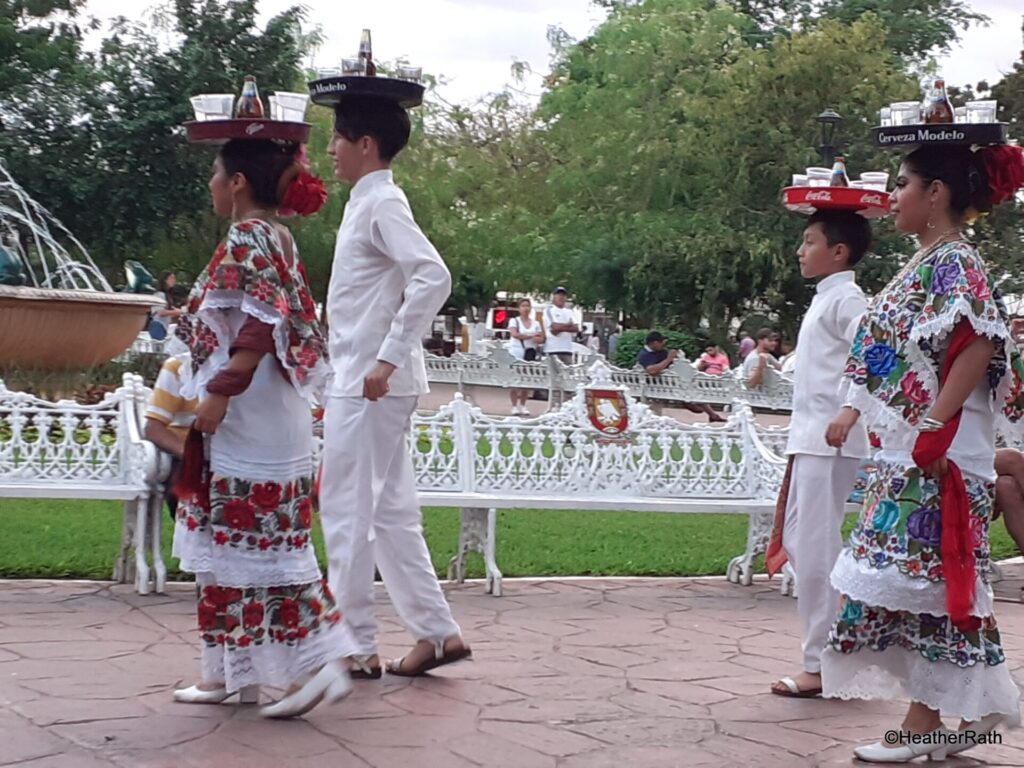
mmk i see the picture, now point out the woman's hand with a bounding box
[194,394,230,434]
[921,454,949,479]
[825,407,860,448]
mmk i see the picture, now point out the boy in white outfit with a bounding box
[316,92,470,678]
[766,210,871,698]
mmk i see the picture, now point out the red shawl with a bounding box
[911,321,981,633]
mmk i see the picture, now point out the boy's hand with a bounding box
[363,361,397,401]
[825,407,859,448]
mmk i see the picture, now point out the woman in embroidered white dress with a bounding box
[171,138,354,718]
[821,144,1024,761]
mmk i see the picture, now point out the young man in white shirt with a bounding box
[767,210,871,698]
[742,328,782,389]
[317,93,470,679]
[543,287,578,363]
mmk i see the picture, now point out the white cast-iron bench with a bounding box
[406,362,788,596]
[0,374,164,594]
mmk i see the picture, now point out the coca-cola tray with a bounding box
[184,120,311,145]
[873,123,1008,149]
[308,76,424,108]
[782,186,890,219]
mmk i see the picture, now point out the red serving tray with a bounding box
[782,186,890,219]
[183,119,312,145]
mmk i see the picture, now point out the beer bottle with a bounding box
[235,75,264,119]
[921,79,954,124]
[830,156,850,187]
[359,29,377,77]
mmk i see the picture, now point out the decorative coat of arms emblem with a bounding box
[585,389,629,435]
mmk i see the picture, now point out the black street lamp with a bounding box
[816,108,843,166]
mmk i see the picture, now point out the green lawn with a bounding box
[0,498,1019,580]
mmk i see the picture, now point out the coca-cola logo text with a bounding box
[245,123,265,136]
[804,191,833,201]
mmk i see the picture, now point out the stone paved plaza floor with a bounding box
[2,577,1024,768]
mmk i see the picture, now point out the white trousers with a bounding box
[320,395,460,656]
[782,453,861,674]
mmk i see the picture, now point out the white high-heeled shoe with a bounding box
[946,714,1006,756]
[853,727,953,763]
[259,660,352,719]
[173,684,260,704]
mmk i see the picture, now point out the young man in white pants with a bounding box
[766,210,871,698]
[316,92,470,678]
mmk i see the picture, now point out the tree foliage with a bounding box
[0,0,1019,338]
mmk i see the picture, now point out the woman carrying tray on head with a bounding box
[819,133,1024,761]
[171,112,357,718]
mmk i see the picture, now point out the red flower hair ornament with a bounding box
[277,146,328,218]
[982,144,1024,206]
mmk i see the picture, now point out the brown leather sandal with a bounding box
[385,639,473,677]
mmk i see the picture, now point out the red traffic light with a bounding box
[494,309,508,327]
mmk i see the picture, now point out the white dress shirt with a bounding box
[327,170,452,398]
[785,270,870,458]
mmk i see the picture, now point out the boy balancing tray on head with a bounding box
[766,160,889,700]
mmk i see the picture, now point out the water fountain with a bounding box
[0,161,160,372]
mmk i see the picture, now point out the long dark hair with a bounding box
[904,146,992,217]
[219,139,301,208]
[158,270,175,308]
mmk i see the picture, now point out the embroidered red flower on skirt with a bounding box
[223,499,256,530]
[252,482,283,511]
[279,598,301,628]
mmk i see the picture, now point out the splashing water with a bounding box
[0,160,111,291]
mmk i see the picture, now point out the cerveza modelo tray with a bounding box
[308,76,425,108]
[873,122,1008,149]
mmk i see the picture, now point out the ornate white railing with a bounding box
[424,346,794,412]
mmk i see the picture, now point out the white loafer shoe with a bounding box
[259,661,352,719]
[853,727,953,763]
[947,714,1006,756]
[173,684,260,704]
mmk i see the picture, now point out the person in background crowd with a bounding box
[607,326,621,363]
[587,328,601,355]
[507,297,544,415]
[742,328,782,389]
[543,287,578,364]
[639,332,725,422]
[143,354,197,521]
[696,342,730,376]
[737,332,755,362]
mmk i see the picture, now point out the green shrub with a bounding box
[614,329,703,368]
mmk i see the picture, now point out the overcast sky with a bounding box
[81,0,1022,105]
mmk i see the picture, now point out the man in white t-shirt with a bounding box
[543,287,578,363]
[742,328,782,390]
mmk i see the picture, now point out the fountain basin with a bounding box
[0,285,162,371]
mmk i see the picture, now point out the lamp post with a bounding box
[816,109,843,166]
